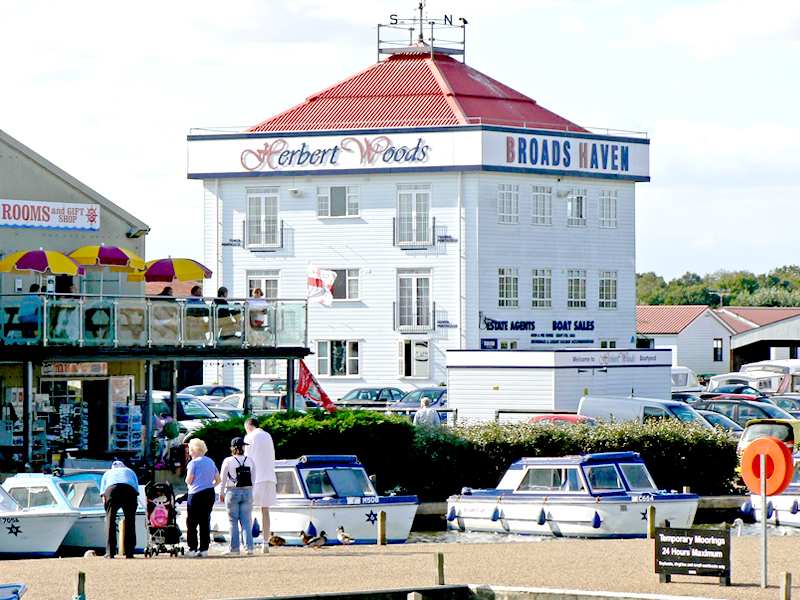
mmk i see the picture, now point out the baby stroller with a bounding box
[144,482,184,557]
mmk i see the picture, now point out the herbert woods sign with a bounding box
[187,129,649,180]
[0,199,100,231]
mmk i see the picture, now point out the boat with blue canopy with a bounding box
[446,452,698,538]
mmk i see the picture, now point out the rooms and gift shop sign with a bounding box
[0,199,100,231]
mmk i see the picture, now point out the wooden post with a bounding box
[377,510,386,545]
[435,552,445,585]
[682,486,690,493]
[407,593,423,600]
[120,518,127,554]
[780,572,792,600]
[647,505,656,539]
[74,571,86,600]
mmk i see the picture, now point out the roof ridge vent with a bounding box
[377,3,467,62]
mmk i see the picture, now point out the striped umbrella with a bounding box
[69,245,145,272]
[129,257,212,283]
[0,249,85,275]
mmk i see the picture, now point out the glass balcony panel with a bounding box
[83,299,115,346]
[1,296,42,345]
[274,302,306,347]
[116,298,148,346]
[247,300,275,347]
[149,299,181,345]
[184,300,211,346]
[48,298,82,345]
[215,301,244,345]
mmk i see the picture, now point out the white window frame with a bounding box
[567,269,587,309]
[317,340,360,376]
[532,185,552,226]
[498,268,519,308]
[498,183,519,224]
[531,269,552,308]
[599,340,617,349]
[499,340,518,350]
[330,269,361,301]
[567,188,587,227]
[397,268,432,330]
[397,339,430,378]
[246,187,280,248]
[598,270,617,309]
[247,270,280,299]
[317,185,360,218]
[396,184,432,246]
[598,189,617,228]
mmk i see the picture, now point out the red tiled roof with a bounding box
[146,281,200,297]
[247,52,587,133]
[716,307,800,329]
[636,305,709,334]
[714,311,754,334]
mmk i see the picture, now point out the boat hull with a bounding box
[61,512,149,553]
[749,491,800,528]
[180,497,419,545]
[447,495,698,538]
[0,510,79,557]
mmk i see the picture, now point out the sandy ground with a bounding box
[0,537,798,600]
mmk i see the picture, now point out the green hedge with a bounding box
[191,413,741,501]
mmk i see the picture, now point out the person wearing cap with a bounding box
[219,437,257,555]
[243,417,276,553]
[100,460,140,559]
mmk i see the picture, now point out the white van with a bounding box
[671,366,702,393]
[578,395,712,428]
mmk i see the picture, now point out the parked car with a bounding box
[672,392,703,404]
[769,395,800,418]
[209,405,245,420]
[389,388,447,410]
[696,409,744,439]
[151,391,221,443]
[337,387,407,406]
[736,418,800,458]
[698,385,768,400]
[218,392,320,415]
[528,414,595,426]
[179,384,242,406]
[692,398,794,428]
[255,380,288,394]
[578,395,712,428]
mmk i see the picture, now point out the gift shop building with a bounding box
[188,22,650,398]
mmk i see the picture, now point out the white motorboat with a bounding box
[2,472,147,553]
[179,455,418,545]
[742,453,800,528]
[447,451,699,538]
[0,486,79,558]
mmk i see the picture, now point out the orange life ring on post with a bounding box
[741,436,794,496]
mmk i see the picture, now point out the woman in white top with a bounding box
[218,437,257,555]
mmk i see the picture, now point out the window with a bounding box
[636,338,654,349]
[317,340,360,376]
[317,185,359,217]
[598,270,617,309]
[600,340,616,348]
[598,189,617,228]
[532,185,552,226]
[397,268,431,330]
[497,183,519,224]
[567,269,586,308]
[567,188,587,227]
[498,268,519,307]
[396,184,432,246]
[713,338,723,362]
[246,187,280,248]
[247,270,279,299]
[499,340,518,350]
[531,269,552,308]
[398,339,430,377]
[330,269,360,301]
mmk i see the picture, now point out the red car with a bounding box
[528,414,595,425]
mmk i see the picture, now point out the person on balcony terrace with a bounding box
[152,286,179,339]
[16,284,42,335]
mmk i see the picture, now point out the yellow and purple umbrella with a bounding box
[69,244,145,272]
[0,249,85,275]
[129,258,212,283]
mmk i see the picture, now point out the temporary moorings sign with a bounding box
[655,527,731,585]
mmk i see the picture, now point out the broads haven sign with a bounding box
[187,129,649,180]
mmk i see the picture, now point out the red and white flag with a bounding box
[307,263,337,307]
[295,359,338,412]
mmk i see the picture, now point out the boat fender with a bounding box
[491,506,500,522]
[447,505,457,521]
[740,499,753,516]
[252,518,261,538]
[537,508,546,526]
[791,500,799,515]
[460,487,472,495]
[591,511,602,529]
[304,521,317,537]
[766,501,774,520]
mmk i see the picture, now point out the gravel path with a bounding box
[1,537,797,600]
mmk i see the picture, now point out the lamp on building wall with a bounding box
[288,189,302,198]
[556,189,571,198]
[126,226,150,238]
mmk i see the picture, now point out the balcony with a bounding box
[393,216,436,249]
[394,301,435,332]
[0,293,307,350]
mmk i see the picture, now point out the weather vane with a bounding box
[378,2,468,63]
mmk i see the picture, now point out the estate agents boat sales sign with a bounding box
[0,199,100,231]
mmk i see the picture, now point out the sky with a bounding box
[2,0,799,282]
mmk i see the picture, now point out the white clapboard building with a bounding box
[188,24,650,398]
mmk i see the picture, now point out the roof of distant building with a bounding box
[715,307,800,333]
[247,52,587,133]
[636,305,711,335]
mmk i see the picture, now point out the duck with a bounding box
[269,533,286,547]
[306,531,327,549]
[300,530,313,545]
[336,526,355,545]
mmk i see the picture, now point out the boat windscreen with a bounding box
[583,464,624,492]
[0,487,20,512]
[58,481,104,509]
[618,463,658,491]
[517,467,584,492]
[327,468,375,498]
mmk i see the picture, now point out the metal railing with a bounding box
[393,301,435,332]
[386,406,458,425]
[0,293,307,349]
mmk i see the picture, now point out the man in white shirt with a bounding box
[244,417,276,553]
[413,397,442,427]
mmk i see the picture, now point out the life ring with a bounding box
[741,436,794,496]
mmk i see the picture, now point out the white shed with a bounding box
[446,349,672,422]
